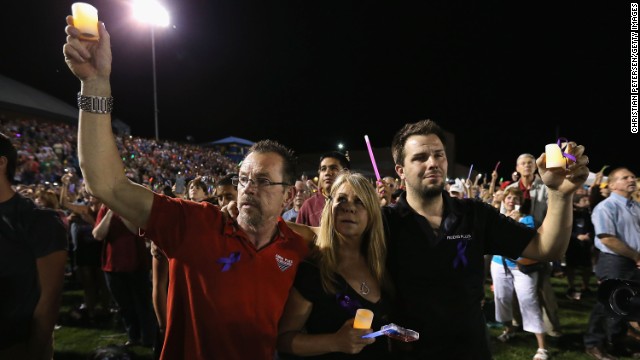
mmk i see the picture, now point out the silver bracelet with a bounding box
[77,92,114,114]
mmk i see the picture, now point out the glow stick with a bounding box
[494,161,501,172]
[362,323,420,342]
[467,164,474,180]
[364,135,381,180]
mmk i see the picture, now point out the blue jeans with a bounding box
[104,271,156,345]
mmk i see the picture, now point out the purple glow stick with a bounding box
[364,135,381,180]
[494,161,501,172]
[467,164,474,180]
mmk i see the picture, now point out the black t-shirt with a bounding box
[383,191,534,360]
[284,259,392,360]
[0,194,67,349]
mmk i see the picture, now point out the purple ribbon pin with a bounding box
[336,293,362,316]
[557,137,577,167]
[453,240,468,269]
[217,252,241,272]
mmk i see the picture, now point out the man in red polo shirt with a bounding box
[63,21,308,360]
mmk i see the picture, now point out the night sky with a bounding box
[0,1,636,177]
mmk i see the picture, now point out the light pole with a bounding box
[132,0,170,141]
[151,27,159,140]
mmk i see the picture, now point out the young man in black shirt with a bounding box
[0,133,67,359]
[382,120,589,359]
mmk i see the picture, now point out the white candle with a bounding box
[545,143,565,168]
[72,3,99,41]
[353,308,374,329]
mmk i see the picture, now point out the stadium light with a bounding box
[132,0,170,141]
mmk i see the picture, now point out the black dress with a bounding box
[280,259,392,360]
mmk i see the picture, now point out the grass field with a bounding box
[487,275,618,360]
[54,287,153,360]
[52,274,623,359]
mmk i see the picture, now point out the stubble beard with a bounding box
[419,183,445,199]
[238,208,263,230]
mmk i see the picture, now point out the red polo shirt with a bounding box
[96,206,150,272]
[144,194,309,360]
[295,191,326,227]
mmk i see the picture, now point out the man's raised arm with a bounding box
[521,143,589,260]
[63,17,153,228]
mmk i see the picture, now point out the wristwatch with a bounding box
[77,92,114,114]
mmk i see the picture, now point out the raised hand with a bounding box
[63,16,112,83]
[536,142,589,195]
[221,200,239,220]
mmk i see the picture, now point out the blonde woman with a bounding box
[278,173,392,359]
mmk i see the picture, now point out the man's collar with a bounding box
[395,190,460,218]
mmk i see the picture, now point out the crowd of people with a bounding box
[1,15,639,360]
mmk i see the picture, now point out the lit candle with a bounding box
[545,143,565,168]
[353,308,374,329]
[72,3,99,41]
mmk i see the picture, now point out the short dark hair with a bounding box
[246,140,297,185]
[608,167,631,184]
[218,173,237,188]
[187,176,209,195]
[0,132,17,183]
[573,194,588,205]
[391,119,446,165]
[319,151,350,170]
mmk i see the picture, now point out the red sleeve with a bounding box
[94,204,108,229]
[144,193,224,259]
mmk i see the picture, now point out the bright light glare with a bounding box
[133,0,170,27]
[337,143,344,150]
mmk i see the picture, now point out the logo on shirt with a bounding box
[275,254,293,272]
[446,234,472,269]
[446,234,472,240]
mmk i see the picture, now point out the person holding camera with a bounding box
[584,167,640,359]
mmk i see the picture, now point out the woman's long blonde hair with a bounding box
[315,172,387,295]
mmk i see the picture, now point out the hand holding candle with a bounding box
[545,144,564,168]
[545,137,577,169]
[538,138,590,195]
[71,2,99,40]
[353,308,374,329]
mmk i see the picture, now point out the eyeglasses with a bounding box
[232,175,291,188]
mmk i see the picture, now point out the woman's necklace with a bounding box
[360,281,370,295]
